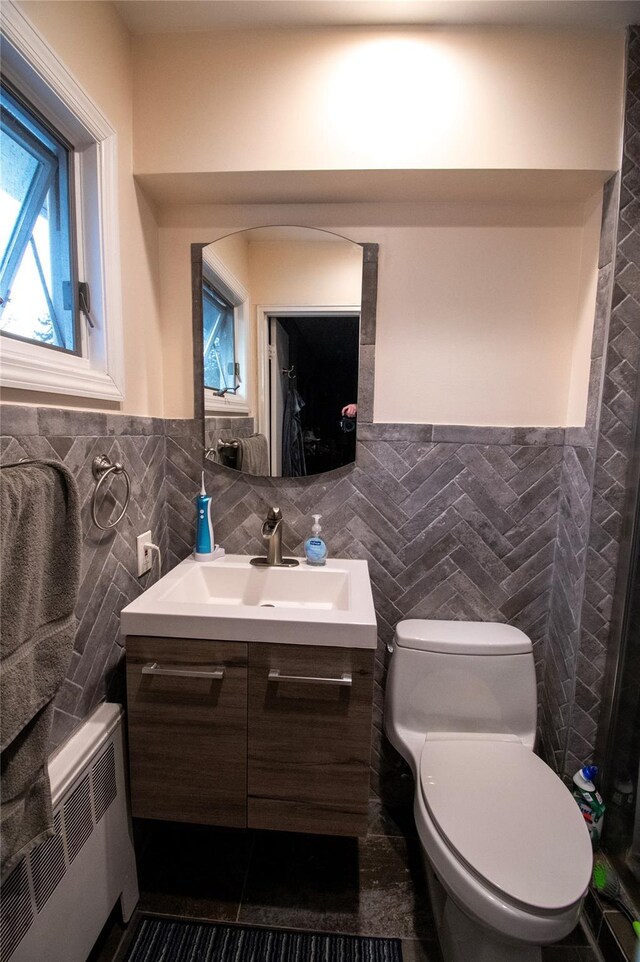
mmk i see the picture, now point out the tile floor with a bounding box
[583,886,638,962]
[91,802,601,962]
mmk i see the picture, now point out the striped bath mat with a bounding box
[123,916,403,961]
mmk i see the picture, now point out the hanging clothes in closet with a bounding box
[282,382,307,477]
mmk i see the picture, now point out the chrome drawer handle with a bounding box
[142,662,225,680]
[267,669,352,687]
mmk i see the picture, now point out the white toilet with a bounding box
[384,619,593,962]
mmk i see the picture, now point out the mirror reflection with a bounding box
[200,227,363,478]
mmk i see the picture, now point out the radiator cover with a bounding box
[1,703,139,962]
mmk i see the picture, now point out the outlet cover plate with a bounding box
[136,531,152,577]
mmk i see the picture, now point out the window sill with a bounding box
[0,339,124,401]
[204,391,250,416]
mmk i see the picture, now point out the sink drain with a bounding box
[260,603,275,607]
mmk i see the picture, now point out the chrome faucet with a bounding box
[250,506,299,567]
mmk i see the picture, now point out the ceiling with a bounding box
[114,0,640,34]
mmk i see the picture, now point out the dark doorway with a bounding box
[270,315,359,476]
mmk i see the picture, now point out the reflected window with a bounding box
[203,281,237,394]
[0,81,78,354]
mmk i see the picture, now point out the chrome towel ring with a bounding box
[91,455,131,530]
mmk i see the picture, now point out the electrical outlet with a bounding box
[136,530,152,577]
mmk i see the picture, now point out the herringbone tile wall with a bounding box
[541,443,597,773]
[165,419,204,570]
[0,407,167,751]
[540,166,622,776]
[564,26,640,776]
[205,416,255,448]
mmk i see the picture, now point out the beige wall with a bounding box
[134,27,624,177]
[249,237,362,420]
[373,211,601,426]
[566,192,604,424]
[159,199,601,427]
[136,24,622,427]
[248,240,363,307]
[2,1,164,416]
[209,233,251,290]
[2,9,623,426]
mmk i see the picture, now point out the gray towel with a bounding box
[236,433,269,476]
[1,460,81,880]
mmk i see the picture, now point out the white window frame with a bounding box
[202,247,249,415]
[0,2,125,401]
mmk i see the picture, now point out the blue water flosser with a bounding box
[194,470,215,561]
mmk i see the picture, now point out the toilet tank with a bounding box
[386,620,538,748]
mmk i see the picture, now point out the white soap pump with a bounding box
[304,513,328,566]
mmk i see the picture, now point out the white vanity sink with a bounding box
[120,554,377,648]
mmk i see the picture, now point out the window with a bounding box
[1,81,78,354]
[202,247,249,414]
[0,3,124,401]
[203,282,237,395]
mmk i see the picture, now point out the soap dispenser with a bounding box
[304,514,327,566]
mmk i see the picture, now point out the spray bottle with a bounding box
[572,765,605,846]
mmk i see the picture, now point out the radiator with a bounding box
[1,703,139,962]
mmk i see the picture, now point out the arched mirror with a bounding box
[192,227,377,478]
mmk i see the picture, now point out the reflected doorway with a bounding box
[267,314,359,477]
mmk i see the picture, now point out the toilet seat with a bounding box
[419,736,593,914]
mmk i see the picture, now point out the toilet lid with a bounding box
[420,738,593,912]
[395,619,532,655]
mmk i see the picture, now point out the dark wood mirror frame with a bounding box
[191,239,379,472]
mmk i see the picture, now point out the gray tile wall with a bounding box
[165,418,203,570]
[540,27,640,779]
[563,26,640,776]
[539,171,621,775]
[204,416,256,468]
[541,442,597,772]
[0,407,168,750]
[204,416,255,449]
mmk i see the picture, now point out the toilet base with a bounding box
[440,897,541,962]
[423,855,541,962]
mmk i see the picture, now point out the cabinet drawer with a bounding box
[247,643,374,836]
[126,636,247,827]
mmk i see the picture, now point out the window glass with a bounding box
[0,81,77,353]
[203,281,236,394]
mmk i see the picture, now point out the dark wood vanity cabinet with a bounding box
[125,637,248,827]
[247,643,374,837]
[125,637,374,837]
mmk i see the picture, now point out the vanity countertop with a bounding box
[120,554,377,648]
